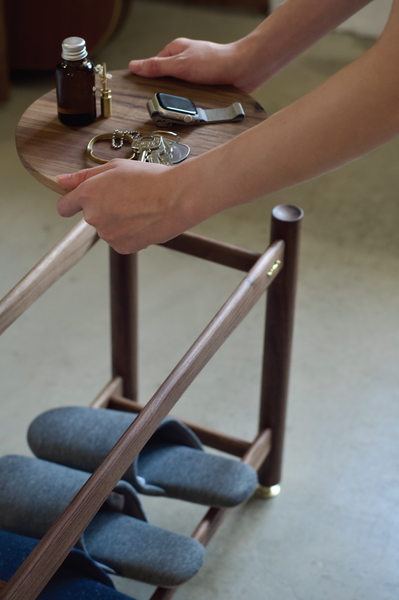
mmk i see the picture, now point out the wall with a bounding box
[270,0,393,38]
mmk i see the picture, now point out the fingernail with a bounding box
[56,174,71,185]
[129,60,142,74]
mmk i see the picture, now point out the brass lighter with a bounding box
[98,62,112,118]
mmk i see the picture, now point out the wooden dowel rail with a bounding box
[90,377,124,409]
[242,428,272,472]
[0,219,98,336]
[0,239,284,600]
[108,394,252,458]
[159,231,261,272]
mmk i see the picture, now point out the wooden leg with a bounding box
[257,204,303,490]
[110,249,138,401]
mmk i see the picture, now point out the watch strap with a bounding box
[196,102,245,123]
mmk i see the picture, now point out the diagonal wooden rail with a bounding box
[0,224,261,337]
[0,219,99,336]
[0,238,284,600]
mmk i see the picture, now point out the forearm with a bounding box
[233,0,375,88]
[129,0,376,92]
[58,1,399,256]
[177,10,399,224]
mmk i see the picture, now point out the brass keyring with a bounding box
[87,132,137,164]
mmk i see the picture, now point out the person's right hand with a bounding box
[56,159,195,255]
[129,38,255,93]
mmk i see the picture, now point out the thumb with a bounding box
[56,163,113,191]
[56,163,115,217]
[56,187,85,218]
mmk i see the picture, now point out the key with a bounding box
[152,131,179,155]
[147,139,190,165]
[147,149,171,165]
[157,149,173,166]
[154,132,190,164]
[152,131,180,143]
[169,142,190,164]
[152,131,190,165]
[135,136,161,161]
[132,135,159,162]
[148,138,173,166]
[161,138,190,164]
[130,135,143,160]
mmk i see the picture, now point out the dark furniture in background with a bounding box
[0,0,130,101]
[0,0,269,101]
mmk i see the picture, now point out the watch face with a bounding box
[157,93,197,115]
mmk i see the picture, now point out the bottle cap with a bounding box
[61,37,88,61]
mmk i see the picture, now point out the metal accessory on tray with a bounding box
[87,130,190,165]
[111,130,140,149]
[95,63,113,118]
[87,131,137,164]
[147,93,245,127]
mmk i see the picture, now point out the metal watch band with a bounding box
[196,102,245,123]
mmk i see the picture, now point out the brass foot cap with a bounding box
[254,484,281,500]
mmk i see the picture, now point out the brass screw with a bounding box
[267,259,281,277]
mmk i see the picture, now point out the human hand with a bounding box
[129,37,256,92]
[56,160,194,254]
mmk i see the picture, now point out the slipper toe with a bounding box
[28,406,258,507]
[84,513,204,587]
[0,455,204,587]
[139,443,258,507]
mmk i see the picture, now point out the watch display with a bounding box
[157,93,197,115]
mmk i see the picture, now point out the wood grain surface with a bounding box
[15,70,267,194]
[160,231,262,272]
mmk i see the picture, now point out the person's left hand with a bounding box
[56,159,193,254]
[129,38,245,88]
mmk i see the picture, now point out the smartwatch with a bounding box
[147,93,245,126]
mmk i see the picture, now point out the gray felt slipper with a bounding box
[28,406,258,507]
[0,455,205,588]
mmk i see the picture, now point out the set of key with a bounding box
[112,130,190,166]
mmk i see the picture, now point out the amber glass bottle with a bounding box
[56,37,96,126]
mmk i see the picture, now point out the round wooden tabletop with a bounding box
[15,70,267,195]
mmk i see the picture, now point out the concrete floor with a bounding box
[1,1,399,599]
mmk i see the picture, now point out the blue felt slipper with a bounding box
[28,406,258,508]
[0,455,204,588]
